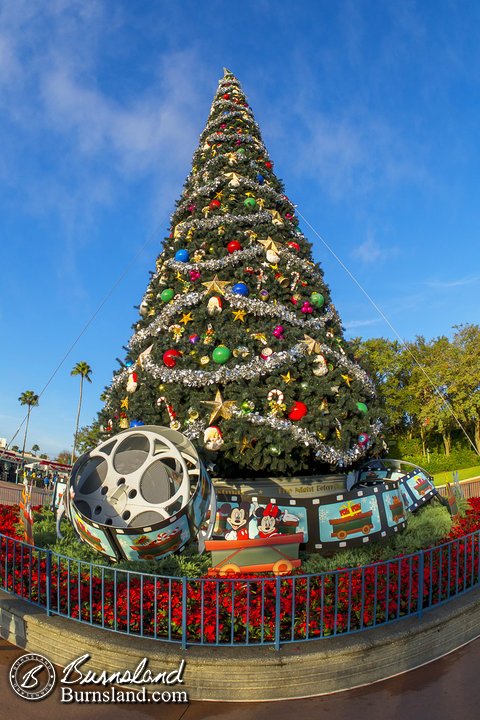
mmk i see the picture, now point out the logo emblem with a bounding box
[9,653,56,701]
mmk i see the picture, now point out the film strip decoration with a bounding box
[60,426,215,561]
[212,476,407,553]
[353,459,438,513]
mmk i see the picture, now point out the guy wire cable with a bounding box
[296,208,480,456]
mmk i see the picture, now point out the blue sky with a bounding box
[1,0,479,457]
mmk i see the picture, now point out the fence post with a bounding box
[417,552,424,619]
[181,577,187,650]
[46,550,52,617]
[274,576,281,651]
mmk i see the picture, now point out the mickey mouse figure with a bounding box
[255,503,283,539]
[221,501,252,541]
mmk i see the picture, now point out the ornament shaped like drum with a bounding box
[60,426,216,561]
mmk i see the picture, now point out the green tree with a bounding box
[55,451,71,466]
[449,324,480,454]
[71,361,92,464]
[99,69,382,477]
[75,421,103,456]
[11,445,19,452]
[31,444,40,455]
[18,390,39,458]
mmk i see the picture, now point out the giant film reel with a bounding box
[62,426,215,561]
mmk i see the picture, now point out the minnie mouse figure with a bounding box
[255,503,283,539]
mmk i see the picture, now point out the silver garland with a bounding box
[225,291,338,330]
[165,245,263,273]
[108,333,375,397]
[129,292,203,350]
[176,174,295,216]
[140,343,306,386]
[202,110,262,138]
[171,210,275,239]
[183,411,382,467]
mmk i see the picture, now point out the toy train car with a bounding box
[205,532,304,576]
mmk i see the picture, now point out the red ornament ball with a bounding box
[265,161,273,169]
[209,199,221,209]
[163,349,182,368]
[223,93,230,100]
[288,242,300,251]
[288,401,308,421]
[227,240,242,253]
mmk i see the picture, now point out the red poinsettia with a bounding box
[1,500,480,645]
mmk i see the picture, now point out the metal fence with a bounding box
[0,481,53,508]
[1,528,479,650]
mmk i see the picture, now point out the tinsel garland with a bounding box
[202,111,262,138]
[107,336,375,398]
[137,236,325,316]
[225,292,337,330]
[176,174,295,217]
[138,343,306,386]
[130,292,204,350]
[204,131,263,148]
[165,245,263,273]
[183,414,383,467]
[134,281,336,354]
[172,210,276,240]
[186,157,275,189]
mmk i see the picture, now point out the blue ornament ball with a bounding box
[175,249,190,263]
[256,173,265,184]
[232,282,249,296]
[125,360,133,368]
[130,420,145,428]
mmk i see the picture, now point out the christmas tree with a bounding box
[100,69,382,477]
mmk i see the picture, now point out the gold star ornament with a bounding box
[201,390,237,424]
[280,371,296,384]
[201,275,229,295]
[180,312,193,326]
[232,309,247,322]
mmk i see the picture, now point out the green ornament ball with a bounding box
[212,345,232,364]
[244,197,256,208]
[310,292,325,308]
[300,381,309,390]
[241,400,255,413]
[236,147,246,154]
[357,402,368,414]
[160,288,175,303]
[268,445,281,456]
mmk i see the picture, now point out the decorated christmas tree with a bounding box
[100,69,382,477]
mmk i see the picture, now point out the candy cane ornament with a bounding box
[156,396,181,430]
[290,271,300,292]
[267,389,285,404]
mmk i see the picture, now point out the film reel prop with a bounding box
[351,459,438,513]
[58,426,216,561]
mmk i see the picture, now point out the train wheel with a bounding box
[336,530,347,540]
[273,559,294,576]
[218,563,241,576]
[362,525,371,534]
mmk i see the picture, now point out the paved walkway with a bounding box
[1,635,479,719]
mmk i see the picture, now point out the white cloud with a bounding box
[425,276,480,289]
[343,318,382,330]
[351,232,398,265]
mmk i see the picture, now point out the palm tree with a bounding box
[31,444,40,456]
[18,390,39,458]
[71,361,92,464]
